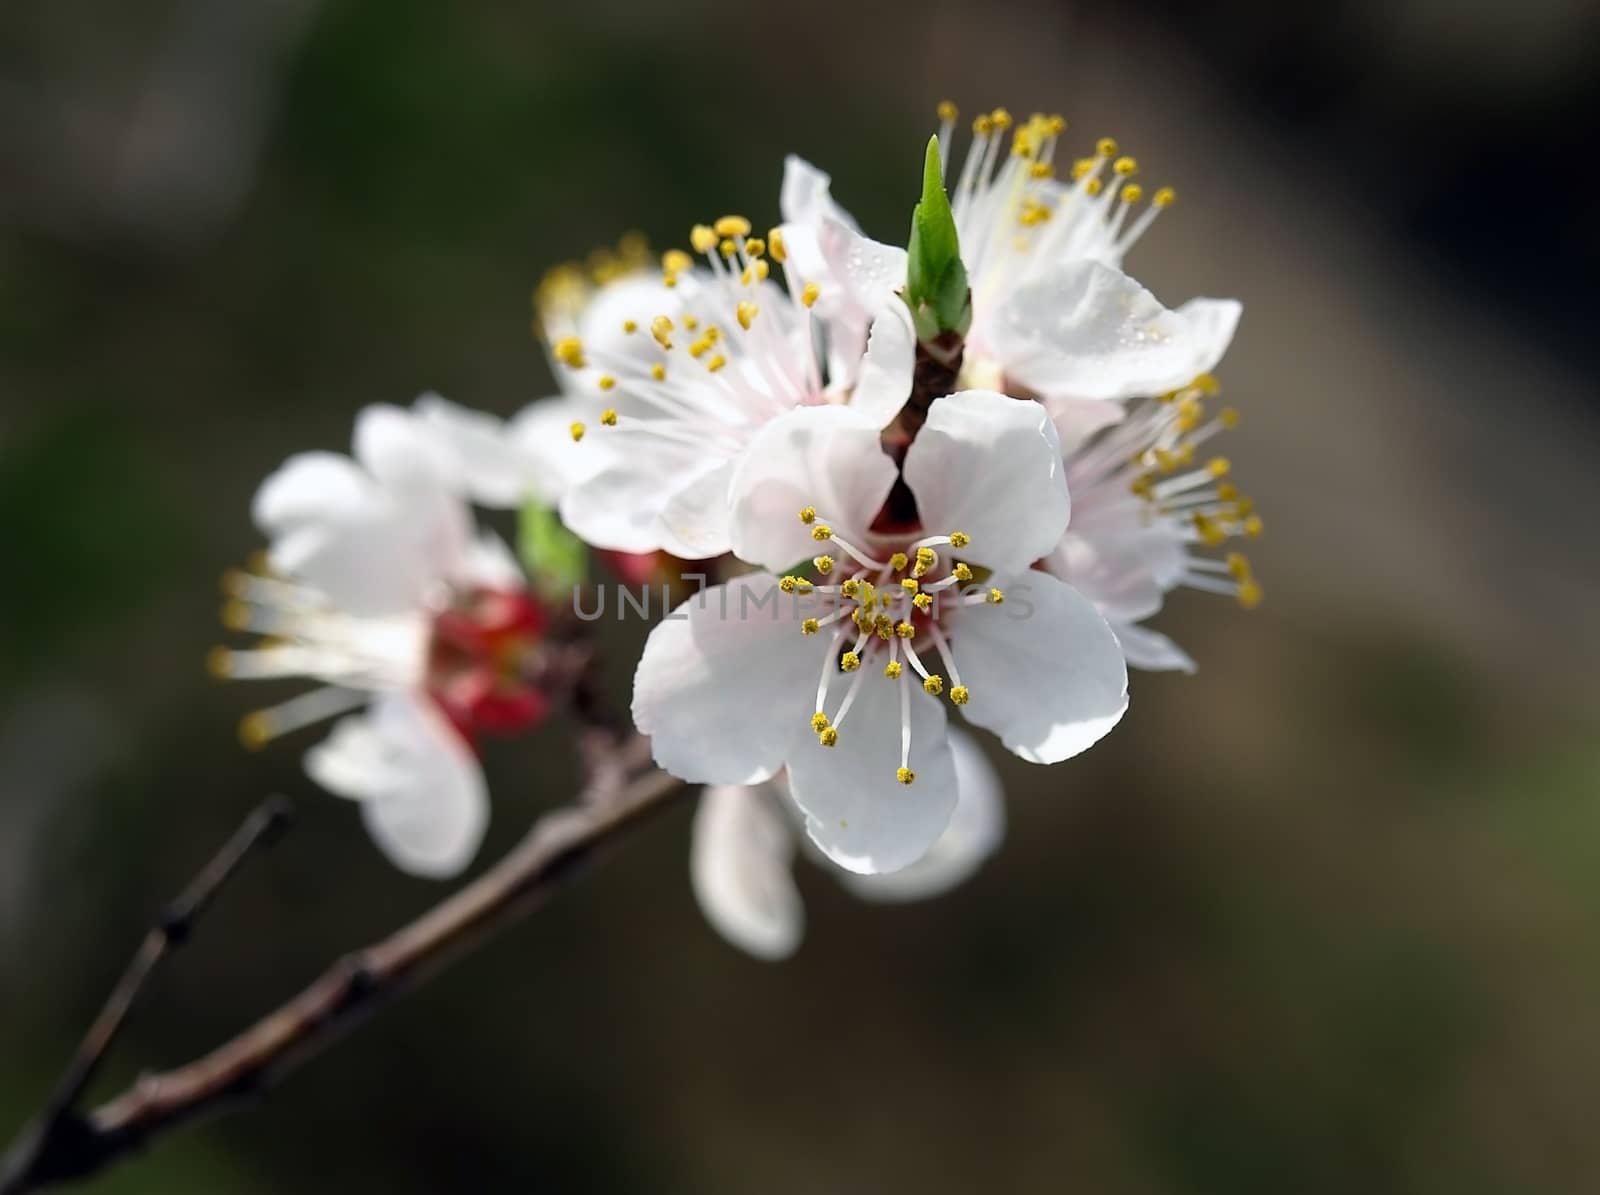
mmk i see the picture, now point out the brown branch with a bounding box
[0,736,686,1193]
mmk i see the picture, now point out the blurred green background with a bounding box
[3,1,1600,1191]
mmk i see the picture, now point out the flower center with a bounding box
[426,589,550,740]
[789,507,1004,785]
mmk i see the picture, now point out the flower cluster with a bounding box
[213,103,1261,957]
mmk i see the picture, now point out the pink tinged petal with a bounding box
[779,155,862,232]
[728,405,897,573]
[1047,396,1127,457]
[1111,620,1197,674]
[657,458,737,560]
[412,393,531,509]
[848,299,916,430]
[691,785,804,960]
[989,261,1242,401]
[787,677,958,875]
[631,574,818,786]
[902,390,1071,573]
[838,729,1004,903]
[305,692,488,879]
[950,570,1129,765]
[1044,531,1169,625]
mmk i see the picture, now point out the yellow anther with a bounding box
[1193,373,1221,395]
[1130,474,1155,499]
[895,621,916,639]
[205,646,233,678]
[688,335,713,359]
[801,281,820,308]
[1097,137,1118,157]
[744,237,766,258]
[811,525,833,541]
[714,215,752,238]
[1220,407,1240,429]
[811,712,831,733]
[952,562,973,582]
[1176,398,1203,432]
[1120,183,1144,204]
[705,326,722,343]
[950,686,970,706]
[706,353,727,373]
[661,249,692,274]
[600,408,618,426]
[884,659,903,679]
[650,363,666,381]
[838,577,860,598]
[1234,496,1256,517]
[1153,186,1177,208]
[1113,155,1138,176]
[1085,178,1104,198]
[780,575,800,593]
[986,587,1005,605]
[1046,114,1067,135]
[948,531,970,548]
[238,713,272,751]
[923,674,944,696]
[798,506,817,525]
[874,615,893,641]
[598,375,617,392]
[913,546,936,576]
[801,618,821,636]
[683,313,700,330]
[690,224,718,253]
[973,114,994,135]
[1237,578,1263,609]
[990,107,1012,130]
[767,227,787,263]
[801,556,829,578]
[1070,157,1095,181]
[912,592,933,612]
[736,302,759,330]
[888,551,909,572]
[1225,552,1252,580]
[896,767,916,786]
[719,238,737,258]
[622,319,638,334]
[650,315,674,348]
[1244,515,1264,538]
[569,422,586,442]
[936,100,959,122]
[900,578,919,594]
[741,260,770,284]
[1216,482,1239,502]
[1207,457,1232,478]
[553,336,586,368]
[819,727,839,747]
[662,272,678,289]
[841,652,861,672]
[1030,162,1055,179]
[1193,513,1227,547]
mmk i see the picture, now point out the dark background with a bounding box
[3,1,1600,1191]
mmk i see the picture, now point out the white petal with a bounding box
[902,390,1071,573]
[691,785,804,960]
[352,403,457,489]
[847,299,915,429]
[506,396,609,505]
[787,675,958,875]
[990,261,1241,401]
[305,692,488,878]
[459,531,524,591]
[779,155,861,232]
[558,441,705,555]
[631,574,818,785]
[657,459,737,559]
[412,393,531,509]
[728,405,897,574]
[1047,396,1126,457]
[251,451,374,537]
[950,570,1128,764]
[838,729,1004,902]
[1043,531,1171,625]
[1112,620,1197,674]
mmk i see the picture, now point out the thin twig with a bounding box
[0,796,293,1193]
[0,740,685,1193]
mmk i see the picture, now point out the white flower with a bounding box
[1041,386,1263,672]
[691,731,1004,960]
[632,390,1127,875]
[778,106,1241,403]
[211,402,551,878]
[519,218,916,558]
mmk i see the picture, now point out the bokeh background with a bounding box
[4,1,1600,1191]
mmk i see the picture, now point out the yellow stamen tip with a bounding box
[813,555,834,575]
[205,646,233,678]
[706,353,727,373]
[569,422,586,442]
[839,577,859,597]
[841,652,861,673]
[801,281,820,308]
[767,227,787,263]
[736,301,758,330]
[1153,186,1177,208]
[819,727,839,747]
[650,363,666,381]
[1097,137,1118,157]
[661,249,693,274]
[936,100,959,122]
[811,712,831,733]
[912,593,932,612]
[801,618,820,636]
[896,767,916,786]
[743,237,766,258]
[987,587,1005,605]
[1244,515,1264,538]
[923,674,944,696]
[599,408,618,426]
[895,621,915,639]
[714,214,752,238]
[888,552,909,572]
[220,600,251,630]
[952,562,973,582]
[1237,578,1263,609]
[950,686,970,706]
[1219,407,1240,429]
[690,224,717,253]
[1113,155,1138,176]
[1120,183,1143,204]
[990,107,1012,130]
[1207,457,1232,478]
[598,373,618,392]
[811,525,833,542]
[884,660,903,679]
[948,531,970,548]
[553,336,586,369]
[900,578,919,593]
[238,713,272,751]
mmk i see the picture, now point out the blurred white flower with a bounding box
[211,402,551,878]
[778,106,1241,403]
[1042,387,1264,672]
[510,220,914,558]
[692,731,1005,960]
[633,391,1126,876]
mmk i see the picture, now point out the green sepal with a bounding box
[517,499,587,603]
[903,135,972,340]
